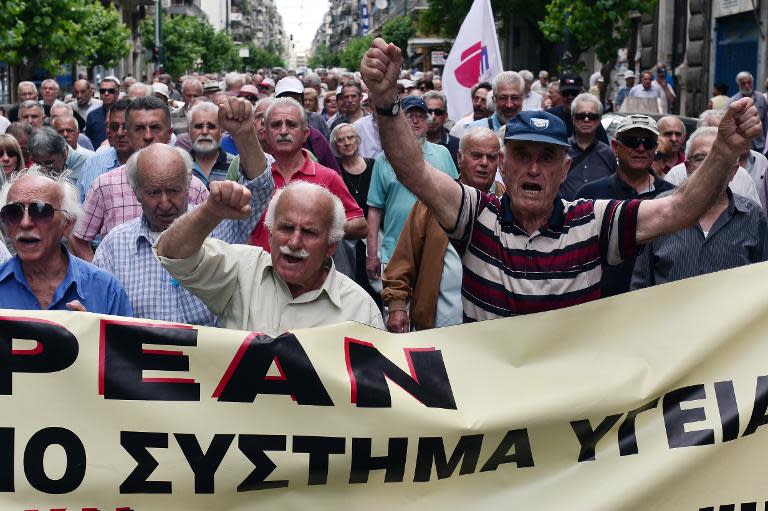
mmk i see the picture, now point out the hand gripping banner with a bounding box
[2,263,768,510]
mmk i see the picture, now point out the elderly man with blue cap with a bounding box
[361,37,763,322]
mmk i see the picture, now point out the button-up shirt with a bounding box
[563,136,618,200]
[191,149,234,189]
[0,249,132,315]
[631,190,768,289]
[78,146,123,201]
[94,170,274,325]
[156,238,384,335]
[74,164,209,242]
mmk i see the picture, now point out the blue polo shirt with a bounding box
[0,249,133,315]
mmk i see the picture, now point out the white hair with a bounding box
[493,71,524,95]
[0,165,83,224]
[697,109,724,128]
[571,92,603,115]
[224,72,245,91]
[186,101,219,125]
[265,97,307,131]
[736,71,753,84]
[128,82,153,97]
[125,144,193,198]
[264,181,346,244]
[684,127,718,158]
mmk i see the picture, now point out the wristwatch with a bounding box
[375,93,401,117]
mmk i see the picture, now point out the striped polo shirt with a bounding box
[448,184,641,320]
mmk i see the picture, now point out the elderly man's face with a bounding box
[40,82,59,104]
[405,108,429,139]
[641,73,653,90]
[611,128,657,173]
[426,98,447,135]
[499,141,570,223]
[53,117,79,149]
[19,107,44,129]
[99,80,119,107]
[472,88,490,118]
[254,104,270,149]
[18,85,37,102]
[73,81,93,107]
[2,175,71,264]
[189,109,221,156]
[572,101,601,138]
[685,133,738,183]
[457,136,499,192]
[738,76,754,96]
[657,118,686,154]
[494,82,523,122]
[31,151,67,174]
[182,84,203,108]
[266,105,309,157]
[269,190,337,297]
[342,86,361,114]
[135,148,189,232]
[107,109,131,155]
[127,108,172,150]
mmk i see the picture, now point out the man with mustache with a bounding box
[156,180,384,334]
[187,102,234,188]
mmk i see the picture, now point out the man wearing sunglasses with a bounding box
[361,37,762,320]
[424,90,460,168]
[0,168,132,315]
[577,114,676,296]
[85,75,121,149]
[560,93,617,200]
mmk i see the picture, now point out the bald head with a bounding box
[657,116,686,154]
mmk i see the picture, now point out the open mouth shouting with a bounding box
[521,182,543,195]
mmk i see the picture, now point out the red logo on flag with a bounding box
[454,42,490,88]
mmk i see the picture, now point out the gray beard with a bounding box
[193,140,220,156]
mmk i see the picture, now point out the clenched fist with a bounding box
[360,38,403,109]
[204,180,252,221]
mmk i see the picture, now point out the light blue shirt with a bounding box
[468,112,504,131]
[367,141,458,263]
[78,146,121,202]
[434,243,463,327]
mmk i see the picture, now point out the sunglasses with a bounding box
[243,95,258,102]
[618,135,657,150]
[108,122,126,132]
[574,112,600,121]
[427,108,445,116]
[0,148,18,158]
[0,201,65,225]
[99,88,117,95]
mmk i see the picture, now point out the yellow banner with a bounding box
[2,263,768,510]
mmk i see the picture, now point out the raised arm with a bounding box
[217,96,266,180]
[635,98,762,244]
[156,181,252,260]
[361,38,461,228]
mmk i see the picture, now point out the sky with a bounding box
[275,0,330,54]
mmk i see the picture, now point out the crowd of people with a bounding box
[0,38,765,336]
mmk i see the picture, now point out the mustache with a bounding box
[276,134,294,143]
[279,245,309,259]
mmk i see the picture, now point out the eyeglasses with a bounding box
[618,135,657,150]
[427,108,445,116]
[573,112,600,121]
[107,122,126,132]
[192,122,218,130]
[0,201,66,225]
[99,88,117,95]
[243,95,258,102]
[0,148,18,158]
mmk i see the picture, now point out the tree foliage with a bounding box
[308,44,340,69]
[339,36,373,71]
[140,15,241,77]
[539,0,657,67]
[420,0,549,39]
[0,0,131,81]
[381,16,415,53]
[241,43,286,71]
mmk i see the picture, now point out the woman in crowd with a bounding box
[322,91,338,122]
[331,122,380,308]
[0,134,25,182]
[303,88,320,113]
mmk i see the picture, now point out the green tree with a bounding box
[420,0,549,40]
[241,43,286,71]
[308,44,339,69]
[540,0,657,100]
[381,16,415,54]
[0,0,131,82]
[339,36,373,71]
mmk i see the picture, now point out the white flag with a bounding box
[442,0,504,122]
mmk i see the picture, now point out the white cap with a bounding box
[275,76,304,97]
[152,82,169,99]
[624,71,635,80]
[102,75,121,86]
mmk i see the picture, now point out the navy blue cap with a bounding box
[401,95,428,113]
[504,111,569,147]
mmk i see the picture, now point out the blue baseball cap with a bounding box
[504,111,569,147]
[401,95,428,114]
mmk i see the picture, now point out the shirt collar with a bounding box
[0,247,84,302]
[272,149,316,179]
[261,255,343,308]
[500,193,565,231]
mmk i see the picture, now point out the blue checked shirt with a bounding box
[92,168,274,326]
[79,146,122,202]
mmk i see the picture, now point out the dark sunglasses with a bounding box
[0,201,65,225]
[618,135,657,150]
[243,95,258,102]
[99,88,117,95]
[573,112,600,121]
[107,122,126,132]
[427,108,445,116]
[1,148,19,158]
